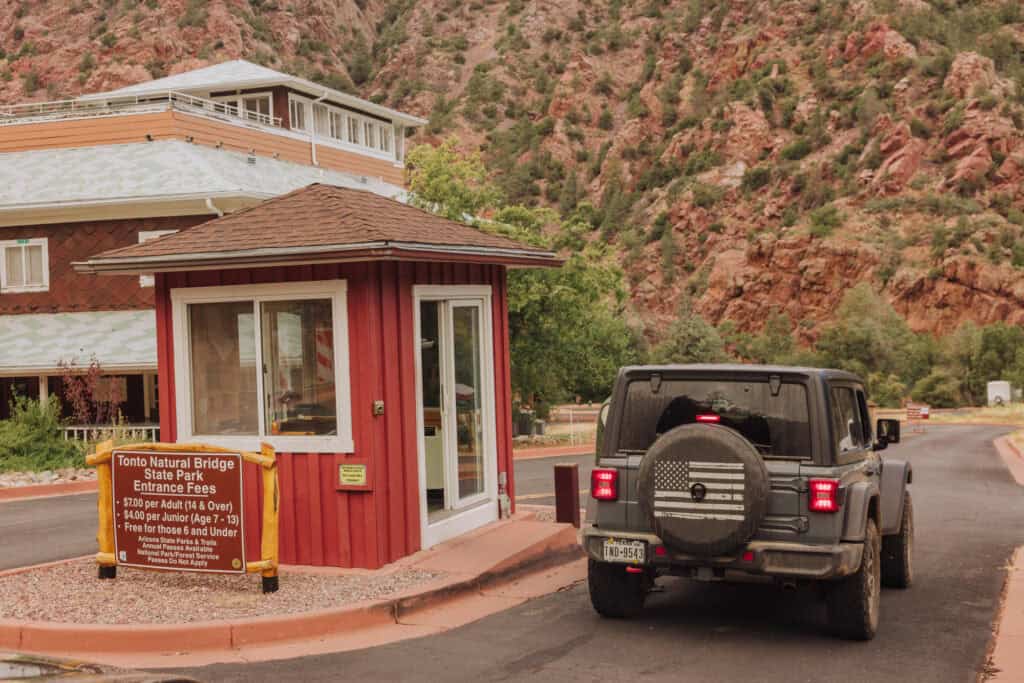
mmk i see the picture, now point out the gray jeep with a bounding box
[582,364,912,640]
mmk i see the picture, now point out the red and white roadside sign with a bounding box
[111,449,246,574]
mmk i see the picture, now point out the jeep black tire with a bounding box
[882,492,914,589]
[827,519,881,641]
[588,559,648,618]
[637,423,770,557]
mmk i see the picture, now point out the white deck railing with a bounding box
[62,424,160,443]
[0,91,282,128]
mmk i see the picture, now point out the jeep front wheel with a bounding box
[588,559,648,618]
[826,519,881,641]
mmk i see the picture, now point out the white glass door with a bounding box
[416,288,497,548]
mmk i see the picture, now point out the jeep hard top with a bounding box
[583,364,912,640]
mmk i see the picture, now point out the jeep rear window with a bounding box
[616,378,812,459]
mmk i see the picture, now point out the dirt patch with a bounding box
[0,558,442,625]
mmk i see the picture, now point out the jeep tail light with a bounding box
[809,478,840,513]
[696,413,721,423]
[591,468,618,501]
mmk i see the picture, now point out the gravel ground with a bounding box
[0,468,96,488]
[0,559,442,624]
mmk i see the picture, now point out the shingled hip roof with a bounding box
[75,184,560,273]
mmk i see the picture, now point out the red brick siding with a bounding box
[0,216,207,314]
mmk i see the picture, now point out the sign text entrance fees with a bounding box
[111,450,246,573]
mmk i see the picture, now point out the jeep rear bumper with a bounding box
[581,527,864,580]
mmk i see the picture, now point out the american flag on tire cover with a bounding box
[654,460,746,521]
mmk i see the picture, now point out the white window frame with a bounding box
[412,284,498,549]
[0,238,49,293]
[286,92,400,161]
[171,280,354,454]
[211,91,274,123]
[288,93,312,133]
[138,230,179,288]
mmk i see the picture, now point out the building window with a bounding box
[313,103,330,138]
[138,230,178,288]
[242,95,271,118]
[171,280,352,453]
[289,95,310,132]
[288,93,399,160]
[212,93,273,124]
[363,120,376,149]
[329,110,345,141]
[0,239,48,293]
[347,115,360,145]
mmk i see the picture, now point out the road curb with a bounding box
[0,524,582,658]
[995,437,1024,487]
[0,480,98,502]
[513,444,593,460]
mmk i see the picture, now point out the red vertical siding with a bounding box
[154,260,513,569]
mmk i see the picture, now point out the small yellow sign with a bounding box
[339,463,367,487]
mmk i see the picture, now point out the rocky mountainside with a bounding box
[3,0,1024,343]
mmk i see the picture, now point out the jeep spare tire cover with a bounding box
[638,423,770,557]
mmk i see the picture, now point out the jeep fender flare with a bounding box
[879,459,912,536]
[841,482,881,542]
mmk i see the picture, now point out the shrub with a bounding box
[910,369,962,408]
[598,106,613,130]
[741,166,771,192]
[21,69,39,94]
[910,118,931,139]
[781,137,813,161]
[593,72,614,96]
[808,204,843,237]
[0,396,84,473]
[683,148,722,175]
[943,103,966,136]
[692,183,724,208]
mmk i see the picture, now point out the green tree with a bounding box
[813,284,934,405]
[728,309,796,364]
[406,137,501,221]
[405,141,640,406]
[650,300,728,364]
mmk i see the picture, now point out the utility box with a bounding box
[988,381,1013,407]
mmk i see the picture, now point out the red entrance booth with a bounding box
[79,184,559,568]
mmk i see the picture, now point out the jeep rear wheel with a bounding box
[882,492,914,589]
[588,559,648,618]
[826,519,881,641]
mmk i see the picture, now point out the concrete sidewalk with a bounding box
[987,438,1024,681]
[987,547,1024,682]
[0,512,584,669]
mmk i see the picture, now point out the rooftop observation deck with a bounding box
[0,91,405,187]
[0,90,281,128]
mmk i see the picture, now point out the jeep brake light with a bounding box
[591,468,618,501]
[696,413,721,423]
[809,479,840,513]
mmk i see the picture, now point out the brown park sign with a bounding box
[111,449,246,574]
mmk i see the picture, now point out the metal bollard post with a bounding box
[554,463,580,528]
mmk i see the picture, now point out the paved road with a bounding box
[513,453,594,509]
[0,453,591,572]
[0,493,97,570]
[176,425,1024,682]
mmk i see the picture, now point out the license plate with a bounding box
[603,538,645,564]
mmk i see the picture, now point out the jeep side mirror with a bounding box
[876,418,900,445]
